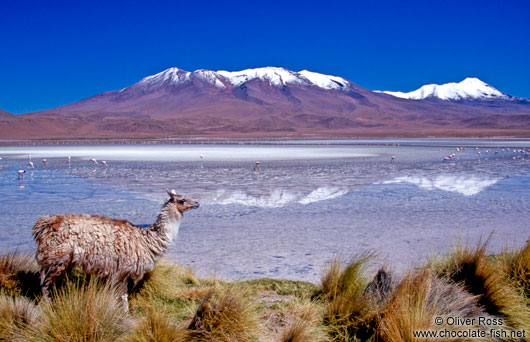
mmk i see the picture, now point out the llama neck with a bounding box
[144,203,182,256]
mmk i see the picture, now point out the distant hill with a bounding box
[1,67,529,139]
[0,109,16,120]
[376,77,515,101]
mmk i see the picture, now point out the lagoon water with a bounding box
[1,139,529,282]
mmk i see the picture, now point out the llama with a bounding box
[32,189,199,311]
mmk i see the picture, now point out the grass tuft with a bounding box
[0,294,40,341]
[27,279,130,342]
[320,253,373,301]
[320,253,377,341]
[240,278,319,299]
[281,318,314,342]
[377,268,490,342]
[128,306,185,342]
[434,241,530,329]
[502,241,530,303]
[130,261,215,321]
[185,286,259,342]
[132,261,199,298]
[279,298,329,342]
[0,251,40,298]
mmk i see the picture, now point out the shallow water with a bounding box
[1,140,529,282]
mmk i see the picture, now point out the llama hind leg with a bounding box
[40,270,51,301]
[40,261,69,300]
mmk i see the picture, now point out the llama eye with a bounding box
[179,199,186,204]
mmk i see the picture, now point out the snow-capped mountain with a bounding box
[379,77,510,101]
[130,67,353,92]
[2,67,529,139]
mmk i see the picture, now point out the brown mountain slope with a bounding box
[0,109,16,121]
[2,68,529,139]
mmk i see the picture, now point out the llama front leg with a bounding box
[116,281,129,313]
[121,293,129,313]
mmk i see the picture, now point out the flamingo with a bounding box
[42,159,47,165]
[28,161,34,169]
[67,156,71,165]
[391,155,396,163]
[0,157,3,161]
[101,160,108,167]
[199,154,204,160]
[17,170,26,180]
[90,158,98,165]
[254,161,260,171]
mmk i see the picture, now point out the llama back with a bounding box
[32,214,152,280]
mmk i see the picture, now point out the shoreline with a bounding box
[1,135,530,147]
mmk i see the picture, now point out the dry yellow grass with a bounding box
[502,241,530,303]
[434,241,530,330]
[183,286,260,342]
[0,252,40,298]
[129,261,217,323]
[281,318,315,342]
[278,298,329,342]
[320,253,374,301]
[25,280,130,342]
[128,306,185,342]
[320,253,377,341]
[377,268,492,342]
[132,261,200,299]
[0,238,529,342]
[0,294,40,341]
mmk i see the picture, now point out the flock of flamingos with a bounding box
[441,146,530,162]
[1,144,530,182]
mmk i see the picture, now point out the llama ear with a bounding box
[166,189,178,201]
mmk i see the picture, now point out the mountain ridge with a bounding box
[0,109,16,120]
[377,77,517,101]
[129,67,356,91]
[2,67,529,139]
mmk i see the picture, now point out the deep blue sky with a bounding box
[1,0,529,114]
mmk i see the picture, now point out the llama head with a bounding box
[166,189,200,214]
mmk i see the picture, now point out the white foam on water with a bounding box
[383,175,501,196]
[298,187,349,204]
[211,189,298,208]
[202,187,349,208]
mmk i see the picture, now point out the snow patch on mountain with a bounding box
[298,70,349,90]
[130,66,355,92]
[193,69,226,88]
[137,67,191,88]
[378,77,509,101]
[217,67,306,87]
